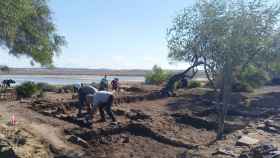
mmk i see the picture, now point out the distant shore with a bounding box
[0,68,205,77]
[0,68,151,76]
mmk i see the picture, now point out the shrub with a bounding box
[62,85,75,93]
[37,82,57,92]
[188,80,202,88]
[269,62,280,78]
[238,65,269,89]
[232,81,253,92]
[145,65,172,85]
[16,82,40,98]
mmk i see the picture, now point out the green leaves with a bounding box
[145,65,172,85]
[0,0,66,67]
[167,0,280,83]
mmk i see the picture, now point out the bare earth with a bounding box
[1,85,280,157]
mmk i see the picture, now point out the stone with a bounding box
[236,136,259,146]
[121,135,129,143]
[0,139,16,158]
[239,143,280,158]
[113,108,127,116]
[126,109,151,121]
[212,148,236,157]
[67,135,89,148]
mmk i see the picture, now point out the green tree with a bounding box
[145,65,172,85]
[0,0,66,66]
[167,0,280,139]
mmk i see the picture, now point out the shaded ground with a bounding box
[1,85,280,157]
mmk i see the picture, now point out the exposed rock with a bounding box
[239,143,280,158]
[67,135,89,148]
[212,148,237,157]
[113,108,128,116]
[122,86,145,93]
[236,136,259,146]
[0,139,16,158]
[66,122,198,149]
[126,109,151,121]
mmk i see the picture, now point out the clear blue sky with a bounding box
[0,0,195,69]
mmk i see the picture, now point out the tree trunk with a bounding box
[161,62,203,95]
[217,58,232,140]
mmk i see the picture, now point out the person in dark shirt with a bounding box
[78,85,98,116]
[99,74,109,91]
[111,78,120,93]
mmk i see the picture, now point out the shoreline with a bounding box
[0,68,152,76]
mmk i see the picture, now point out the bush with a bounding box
[36,82,57,92]
[62,85,75,93]
[16,82,40,98]
[145,65,172,85]
[269,62,280,78]
[188,80,202,88]
[232,81,253,92]
[238,65,269,89]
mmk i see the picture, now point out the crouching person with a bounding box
[86,91,116,122]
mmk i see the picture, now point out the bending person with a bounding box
[86,91,116,122]
[78,85,98,116]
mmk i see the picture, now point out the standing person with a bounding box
[99,74,109,91]
[111,78,120,93]
[180,77,188,89]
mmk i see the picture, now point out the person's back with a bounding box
[111,79,117,89]
[87,91,116,122]
[78,85,98,115]
[79,85,97,95]
[180,78,188,88]
[93,91,112,105]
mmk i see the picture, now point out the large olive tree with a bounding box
[166,0,280,139]
[0,0,66,67]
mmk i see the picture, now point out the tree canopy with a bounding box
[0,0,66,67]
[167,0,280,139]
[167,0,280,87]
[145,65,172,85]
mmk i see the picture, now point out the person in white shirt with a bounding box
[86,91,116,122]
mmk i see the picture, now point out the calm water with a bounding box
[0,75,144,85]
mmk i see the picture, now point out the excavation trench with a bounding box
[171,113,248,133]
[65,122,198,149]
